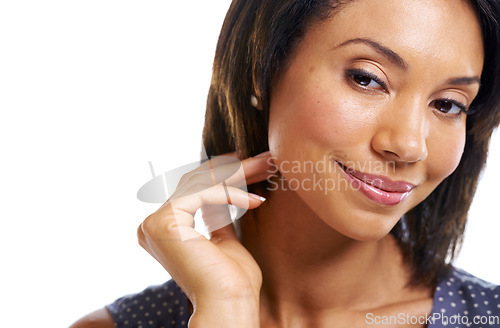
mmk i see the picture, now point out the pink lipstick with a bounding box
[336,161,415,206]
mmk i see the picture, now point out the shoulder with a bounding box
[432,267,500,325]
[105,279,190,328]
[70,308,115,328]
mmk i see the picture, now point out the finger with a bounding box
[170,153,274,201]
[171,155,242,199]
[169,184,265,216]
[200,204,243,245]
[209,221,238,244]
[137,186,265,299]
[241,162,277,186]
[158,184,265,240]
[218,152,275,187]
[173,153,239,194]
[223,152,275,187]
[200,204,233,236]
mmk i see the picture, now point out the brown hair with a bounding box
[202,0,500,287]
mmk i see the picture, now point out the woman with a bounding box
[72,0,500,327]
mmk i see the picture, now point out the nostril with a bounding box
[382,150,404,162]
[371,124,428,163]
[387,147,427,163]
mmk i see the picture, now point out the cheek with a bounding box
[427,128,466,183]
[298,96,352,147]
[269,81,370,159]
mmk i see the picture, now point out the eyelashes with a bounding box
[345,68,388,91]
[345,68,471,116]
[429,98,468,116]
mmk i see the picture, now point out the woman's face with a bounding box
[268,0,484,240]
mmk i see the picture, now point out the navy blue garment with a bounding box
[106,267,500,327]
[106,280,190,328]
[428,268,500,327]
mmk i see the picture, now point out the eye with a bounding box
[346,68,387,91]
[430,98,467,116]
[353,75,379,88]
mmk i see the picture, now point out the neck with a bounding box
[238,185,427,325]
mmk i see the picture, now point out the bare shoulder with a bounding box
[69,308,115,328]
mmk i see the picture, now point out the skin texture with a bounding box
[241,0,483,326]
[72,0,484,327]
[267,0,483,242]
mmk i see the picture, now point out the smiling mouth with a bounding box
[336,161,415,206]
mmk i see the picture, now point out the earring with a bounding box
[250,94,259,108]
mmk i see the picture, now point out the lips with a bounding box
[336,161,416,206]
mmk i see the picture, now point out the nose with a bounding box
[371,98,429,163]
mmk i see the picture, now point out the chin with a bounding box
[340,224,396,242]
[321,206,404,242]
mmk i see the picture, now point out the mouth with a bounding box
[335,161,415,206]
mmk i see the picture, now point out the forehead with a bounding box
[300,0,484,74]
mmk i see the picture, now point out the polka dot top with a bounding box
[106,279,190,327]
[106,267,500,327]
[427,268,500,327]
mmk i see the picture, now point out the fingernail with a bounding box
[249,193,266,202]
[254,151,270,158]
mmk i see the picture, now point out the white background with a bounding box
[0,1,498,327]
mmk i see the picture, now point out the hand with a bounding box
[137,151,274,327]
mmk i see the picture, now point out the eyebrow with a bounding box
[446,76,481,86]
[335,38,409,70]
[335,38,481,86]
